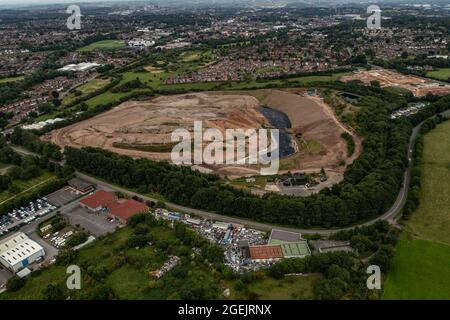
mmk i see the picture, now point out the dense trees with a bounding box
[10,127,62,161]
[65,231,89,248]
[341,132,355,157]
[6,276,26,292]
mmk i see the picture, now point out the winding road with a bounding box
[11,110,450,236]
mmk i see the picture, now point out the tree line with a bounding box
[402,115,449,219]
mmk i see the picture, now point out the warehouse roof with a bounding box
[0,232,28,254]
[0,233,44,266]
[249,245,283,260]
[80,190,116,209]
[68,178,94,192]
[107,199,148,221]
[268,229,302,244]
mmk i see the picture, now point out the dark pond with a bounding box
[257,106,295,158]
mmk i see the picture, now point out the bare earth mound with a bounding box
[342,69,450,97]
[45,90,362,181]
[217,89,362,178]
[45,93,267,162]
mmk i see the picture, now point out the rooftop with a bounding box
[107,199,149,221]
[80,190,116,209]
[58,62,100,72]
[269,229,302,244]
[68,178,94,191]
[249,245,284,260]
[0,233,44,266]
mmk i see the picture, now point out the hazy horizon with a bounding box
[0,0,446,10]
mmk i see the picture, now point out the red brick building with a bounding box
[80,190,116,212]
[79,190,149,224]
[107,199,149,224]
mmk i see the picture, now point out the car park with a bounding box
[0,198,55,236]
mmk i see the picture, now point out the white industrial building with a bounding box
[58,62,101,72]
[0,232,45,273]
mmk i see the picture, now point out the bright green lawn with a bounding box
[79,40,126,52]
[382,234,450,300]
[230,274,320,300]
[383,120,450,300]
[288,72,350,84]
[0,171,56,204]
[426,68,450,81]
[406,120,450,245]
[0,266,68,300]
[62,78,111,106]
[0,76,24,84]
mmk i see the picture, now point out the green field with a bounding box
[229,274,320,300]
[0,171,56,204]
[62,78,111,106]
[383,120,450,300]
[0,76,24,84]
[79,40,126,52]
[229,176,268,190]
[407,120,450,245]
[288,72,350,84]
[426,68,450,81]
[382,234,450,300]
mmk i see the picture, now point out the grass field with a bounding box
[79,40,126,52]
[180,51,202,62]
[62,78,111,106]
[406,120,450,245]
[0,171,56,204]
[229,176,268,190]
[382,234,450,300]
[288,72,350,84]
[426,68,450,81]
[0,76,24,84]
[229,274,320,300]
[383,120,450,300]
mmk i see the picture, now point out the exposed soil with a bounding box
[44,90,362,183]
[45,93,267,162]
[342,68,450,97]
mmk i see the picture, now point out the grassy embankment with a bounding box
[426,68,450,81]
[79,40,126,52]
[383,120,450,299]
